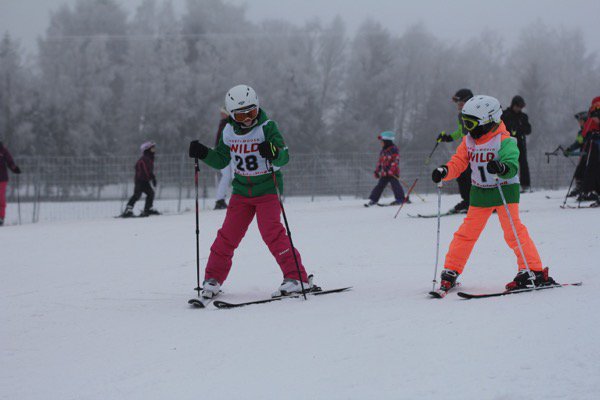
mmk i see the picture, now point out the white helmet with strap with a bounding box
[225,85,259,116]
[461,95,503,138]
[461,95,503,125]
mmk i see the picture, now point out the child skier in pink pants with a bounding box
[188,85,312,299]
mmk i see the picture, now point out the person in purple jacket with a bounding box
[121,141,160,217]
[0,141,21,226]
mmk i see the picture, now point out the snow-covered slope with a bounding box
[2,191,598,400]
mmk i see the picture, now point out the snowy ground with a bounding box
[2,190,599,400]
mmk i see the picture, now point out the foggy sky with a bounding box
[1,0,600,55]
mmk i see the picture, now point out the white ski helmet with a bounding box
[225,84,259,116]
[461,95,503,138]
[140,140,156,153]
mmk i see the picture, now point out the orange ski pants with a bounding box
[444,204,542,274]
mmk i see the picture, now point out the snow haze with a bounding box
[2,0,600,55]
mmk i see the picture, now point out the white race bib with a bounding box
[222,120,279,177]
[465,134,519,188]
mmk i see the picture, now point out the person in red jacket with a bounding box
[121,141,160,217]
[364,131,406,207]
[0,141,21,226]
[581,97,600,206]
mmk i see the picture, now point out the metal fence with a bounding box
[3,149,576,225]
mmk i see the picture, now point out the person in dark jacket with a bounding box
[0,141,21,226]
[436,88,473,213]
[365,131,406,207]
[122,141,159,217]
[501,95,532,191]
[581,97,600,206]
[564,111,588,197]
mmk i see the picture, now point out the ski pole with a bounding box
[268,160,307,300]
[432,182,443,291]
[16,174,22,225]
[393,178,418,219]
[194,158,201,297]
[495,177,535,283]
[399,178,425,202]
[424,139,441,165]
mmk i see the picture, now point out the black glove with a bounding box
[14,166,22,174]
[486,160,508,175]
[151,177,157,187]
[437,132,453,143]
[258,141,279,161]
[431,166,448,183]
[188,140,209,159]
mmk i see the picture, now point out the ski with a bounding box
[212,287,352,309]
[410,209,529,218]
[457,282,582,299]
[409,211,464,218]
[560,204,596,209]
[429,282,461,299]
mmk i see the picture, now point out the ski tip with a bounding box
[212,301,235,309]
[456,292,472,299]
[188,298,208,308]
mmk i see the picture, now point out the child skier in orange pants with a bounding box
[431,95,555,292]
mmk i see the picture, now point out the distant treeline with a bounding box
[0,0,599,157]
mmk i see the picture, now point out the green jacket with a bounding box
[444,124,520,207]
[201,110,289,197]
[441,115,467,142]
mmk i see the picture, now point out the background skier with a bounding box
[0,141,22,226]
[436,88,473,213]
[564,111,588,198]
[122,141,159,217]
[214,107,233,210]
[365,131,405,207]
[581,97,600,206]
[502,95,532,191]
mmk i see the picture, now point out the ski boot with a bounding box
[439,269,459,292]
[451,200,469,214]
[120,206,135,218]
[505,267,556,291]
[140,208,160,217]
[591,200,600,208]
[364,200,377,207]
[201,278,221,299]
[0,218,4,226]
[214,199,228,210]
[577,192,598,202]
[272,275,316,298]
